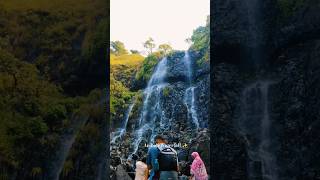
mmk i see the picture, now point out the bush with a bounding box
[189,16,210,63]
[163,87,171,97]
[135,53,161,82]
[44,104,67,126]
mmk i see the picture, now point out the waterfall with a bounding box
[130,57,168,156]
[244,0,266,69]
[240,1,276,177]
[239,81,277,180]
[183,51,192,84]
[47,115,89,180]
[246,0,260,47]
[126,52,202,157]
[111,97,136,144]
[183,51,200,129]
[184,87,200,129]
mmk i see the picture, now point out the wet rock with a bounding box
[212,0,276,66]
[211,1,320,178]
[271,40,320,179]
[115,165,132,180]
[166,51,189,83]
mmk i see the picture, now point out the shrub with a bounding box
[163,87,171,97]
[135,54,160,82]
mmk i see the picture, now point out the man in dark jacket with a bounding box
[146,135,179,180]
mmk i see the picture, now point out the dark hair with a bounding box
[154,135,166,142]
[132,154,139,161]
[141,157,147,163]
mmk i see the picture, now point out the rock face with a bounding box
[110,51,210,178]
[271,40,320,179]
[275,0,320,51]
[212,64,248,179]
[212,0,276,66]
[212,0,320,179]
[115,165,132,180]
[166,51,189,83]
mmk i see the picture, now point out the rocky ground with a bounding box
[110,128,210,179]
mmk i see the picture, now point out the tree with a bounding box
[189,15,210,63]
[130,50,140,54]
[110,41,128,55]
[158,43,173,56]
[143,37,156,55]
[190,16,209,53]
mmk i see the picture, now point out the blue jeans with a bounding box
[159,171,178,180]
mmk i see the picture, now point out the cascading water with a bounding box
[127,52,202,157]
[239,81,277,180]
[245,0,264,69]
[183,51,200,129]
[246,0,260,46]
[183,52,193,84]
[130,57,168,156]
[184,87,200,129]
[240,0,277,178]
[111,97,136,144]
[47,115,89,180]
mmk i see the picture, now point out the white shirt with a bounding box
[135,161,148,180]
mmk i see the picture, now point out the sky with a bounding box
[111,0,209,53]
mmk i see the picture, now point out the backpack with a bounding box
[157,144,178,171]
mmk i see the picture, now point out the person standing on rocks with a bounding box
[135,156,148,180]
[146,135,179,180]
[189,152,208,180]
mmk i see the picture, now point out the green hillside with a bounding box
[0,0,108,179]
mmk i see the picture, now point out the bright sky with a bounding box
[111,0,209,53]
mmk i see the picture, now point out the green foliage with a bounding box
[110,53,143,101]
[135,53,161,82]
[109,47,146,127]
[189,16,210,64]
[158,43,173,56]
[0,0,107,176]
[189,17,209,52]
[44,104,67,128]
[0,0,107,94]
[130,50,140,54]
[110,41,128,56]
[78,17,108,93]
[110,54,144,66]
[110,75,133,116]
[163,87,171,97]
[0,48,82,171]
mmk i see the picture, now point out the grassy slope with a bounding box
[110,54,144,119]
[110,54,144,66]
[111,54,144,87]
